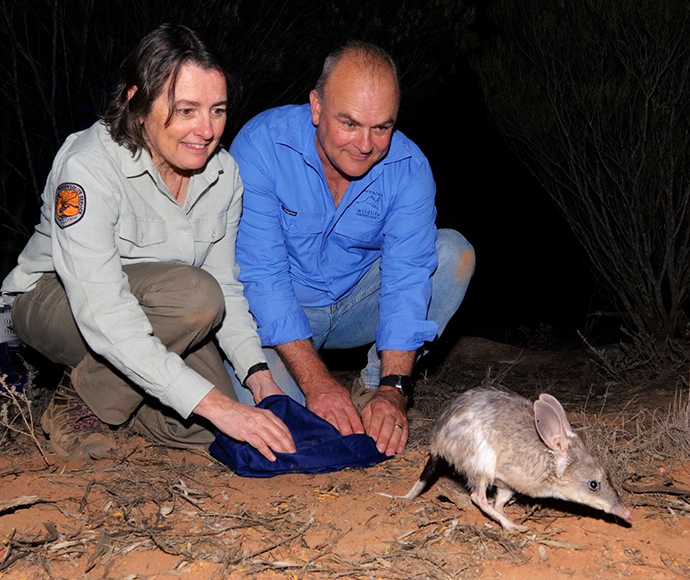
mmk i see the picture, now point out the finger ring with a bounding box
[394,424,403,429]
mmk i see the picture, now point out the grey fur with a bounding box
[386,386,633,531]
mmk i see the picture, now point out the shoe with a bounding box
[350,377,378,412]
[41,369,116,460]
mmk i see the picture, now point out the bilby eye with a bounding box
[588,480,600,492]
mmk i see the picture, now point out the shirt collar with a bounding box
[101,123,224,199]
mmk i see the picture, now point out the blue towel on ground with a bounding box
[209,394,389,477]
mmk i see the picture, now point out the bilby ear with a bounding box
[538,393,574,436]
[534,399,570,456]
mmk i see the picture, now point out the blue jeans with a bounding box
[226,228,475,406]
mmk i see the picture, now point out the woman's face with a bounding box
[141,63,227,175]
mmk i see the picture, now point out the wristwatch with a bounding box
[378,374,414,398]
[243,362,270,387]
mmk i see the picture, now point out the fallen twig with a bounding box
[0,495,45,514]
[536,538,585,550]
[247,509,316,559]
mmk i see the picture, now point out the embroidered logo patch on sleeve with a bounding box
[55,183,86,228]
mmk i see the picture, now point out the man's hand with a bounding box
[361,386,408,456]
[362,349,415,455]
[304,378,364,436]
[275,339,365,435]
[193,388,296,461]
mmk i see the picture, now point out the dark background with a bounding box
[0,2,600,350]
[394,66,595,346]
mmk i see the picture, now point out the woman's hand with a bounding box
[193,388,295,461]
[244,369,285,404]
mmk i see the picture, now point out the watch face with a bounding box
[398,376,414,398]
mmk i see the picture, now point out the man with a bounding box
[228,41,474,457]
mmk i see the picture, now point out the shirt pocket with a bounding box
[118,214,168,248]
[333,216,384,250]
[278,208,323,236]
[278,210,324,274]
[191,211,229,243]
[190,211,229,264]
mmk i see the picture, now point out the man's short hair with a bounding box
[314,41,399,100]
[104,23,239,155]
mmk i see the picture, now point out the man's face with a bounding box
[310,58,399,182]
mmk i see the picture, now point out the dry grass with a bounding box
[0,364,50,467]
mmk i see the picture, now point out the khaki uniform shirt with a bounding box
[2,121,264,418]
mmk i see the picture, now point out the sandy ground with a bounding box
[1,439,689,579]
[1,338,689,579]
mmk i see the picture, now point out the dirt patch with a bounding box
[1,338,689,579]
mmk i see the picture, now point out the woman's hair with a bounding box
[103,23,237,154]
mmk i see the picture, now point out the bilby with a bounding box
[384,386,633,531]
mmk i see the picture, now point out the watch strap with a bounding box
[378,374,414,398]
[243,362,270,387]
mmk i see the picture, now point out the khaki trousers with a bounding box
[12,263,237,449]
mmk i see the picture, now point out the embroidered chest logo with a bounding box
[55,182,86,228]
[355,191,382,220]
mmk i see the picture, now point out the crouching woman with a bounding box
[1,24,295,461]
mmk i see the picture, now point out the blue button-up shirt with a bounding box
[231,104,438,351]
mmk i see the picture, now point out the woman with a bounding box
[1,24,295,461]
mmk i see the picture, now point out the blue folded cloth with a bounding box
[209,394,389,477]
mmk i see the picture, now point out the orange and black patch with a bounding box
[55,182,86,228]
